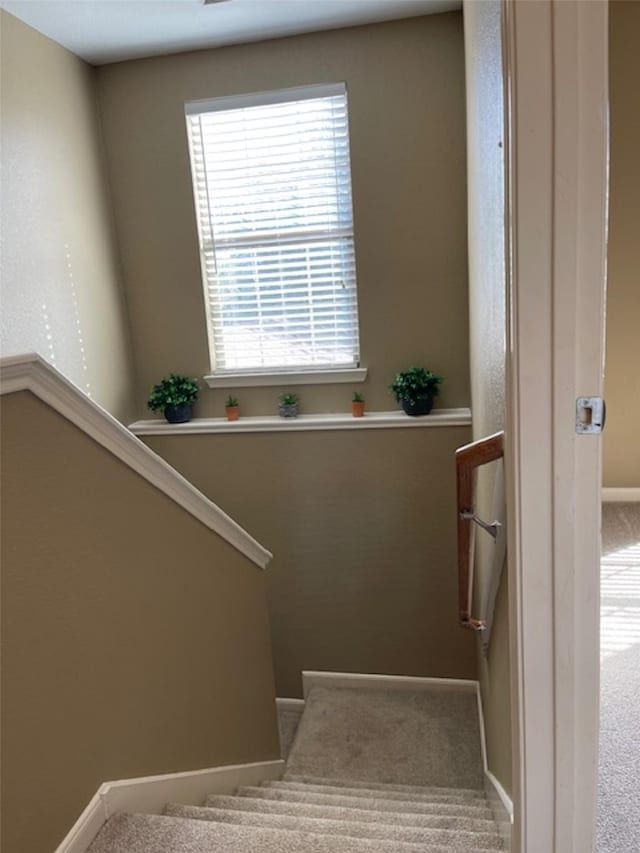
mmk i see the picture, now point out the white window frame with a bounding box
[185,83,366,388]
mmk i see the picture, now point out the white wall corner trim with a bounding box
[0,353,272,569]
[53,759,284,853]
[601,487,640,502]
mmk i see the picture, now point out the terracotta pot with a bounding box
[225,405,240,422]
[352,401,365,418]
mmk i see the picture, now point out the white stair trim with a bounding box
[302,670,478,698]
[53,791,107,853]
[276,697,306,711]
[0,353,272,569]
[485,767,514,820]
[476,683,514,828]
[53,759,284,853]
[129,408,472,435]
[602,487,640,502]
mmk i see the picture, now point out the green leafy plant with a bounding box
[391,367,442,406]
[352,391,365,403]
[147,374,199,412]
[225,395,239,407]
[279,392,299,406]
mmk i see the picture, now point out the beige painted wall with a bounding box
[95,14,469,418]
[463,0,511,795]
[604,1,640,487]
[1,392,279,853]
[145,426,477,697]
[0,12,135,422]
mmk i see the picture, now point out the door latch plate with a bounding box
[576,397,605,434]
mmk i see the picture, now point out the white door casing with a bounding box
[503,1,608,851]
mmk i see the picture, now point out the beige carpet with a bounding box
[597,502,640,853]
[90,810,503,853]
[277,702,304,760]
[285,686,484,790]
[88,683,504,852]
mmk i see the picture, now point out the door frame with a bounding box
[503,1,608,851]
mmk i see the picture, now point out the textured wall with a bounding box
[604,1,640,488]
[145,426,477,697]
[463,0,511,795]
[1,392,279,853]
[95,14,469,418]
[0,12,135,421]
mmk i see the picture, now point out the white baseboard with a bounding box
[302,670,478,699]
[53,793,107,853]
[276,697,306,711]
[484,769,513,851]
[484,767,514,820]
[475,684,513,850]
[602,487,640,502]
[54,759,284,853]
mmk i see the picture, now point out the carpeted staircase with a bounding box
[88,684,506,852]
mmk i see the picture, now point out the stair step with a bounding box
[264,779,487,804]
[203,793,499,831]
[287,687,484,790]
[166,803,503,850]
[283,774,486,799]
[88,812,504,853]
[229,787,494,818]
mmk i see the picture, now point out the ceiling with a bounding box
[0,0,461,66]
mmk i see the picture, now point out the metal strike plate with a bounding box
[576,397,606,434]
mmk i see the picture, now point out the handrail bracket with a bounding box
[459,510,502,541]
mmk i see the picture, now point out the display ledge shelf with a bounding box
[129,408,472,436]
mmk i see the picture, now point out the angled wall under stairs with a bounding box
[1,359,279,853]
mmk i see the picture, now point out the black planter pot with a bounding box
[401,395,434,417]
[164,404,193,424]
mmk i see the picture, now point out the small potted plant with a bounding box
[352,391,365,418]
[391,366,443,416]
[278,392,299,418]
[147,374,199,424]
[225,395,240,421]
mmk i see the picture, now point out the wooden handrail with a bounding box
[456,431,504,630]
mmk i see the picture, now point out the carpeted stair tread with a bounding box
[231,787,495,817]
[264,779,487,804]
[279,707,304,760]
[165,803,503,851]
[88,812,504,853]
[283,774,485,799]
[286,687,484,789]
[203,793,500,831]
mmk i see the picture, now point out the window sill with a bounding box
[129,408,472,436]
[203,368,368,389]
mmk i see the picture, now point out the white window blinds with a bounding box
[186,83,360,374]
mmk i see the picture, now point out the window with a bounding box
[185,83,361,379]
